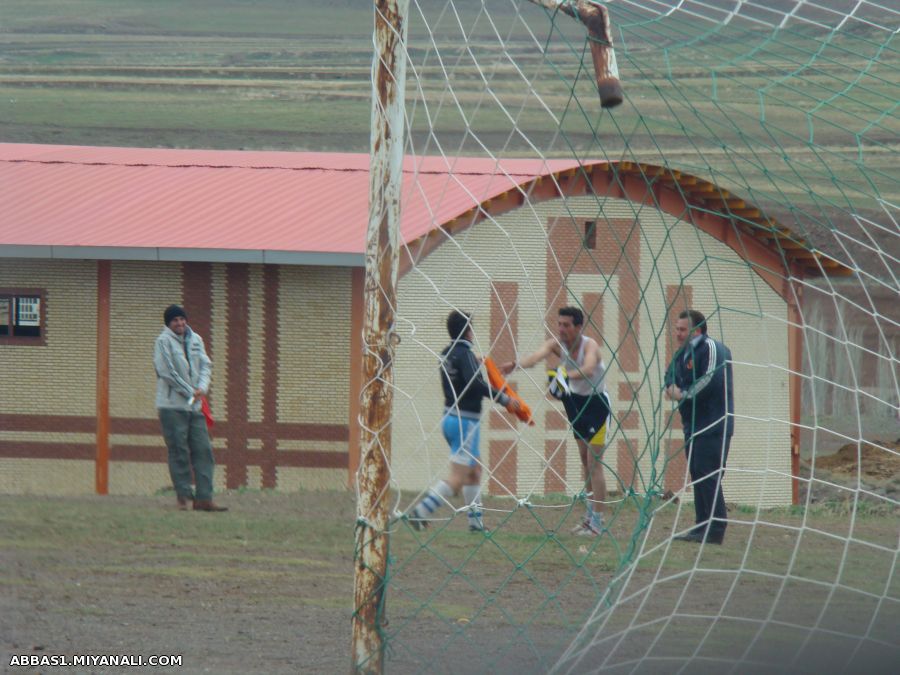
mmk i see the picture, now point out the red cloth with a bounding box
[200,396,214,430]
[483,357,534,426]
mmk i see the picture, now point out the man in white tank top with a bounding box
[501,306,612,536]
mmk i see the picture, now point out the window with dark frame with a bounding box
[0,293,43,340]
[584,220,597,249]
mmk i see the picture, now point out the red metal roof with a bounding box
[0,144,582,265]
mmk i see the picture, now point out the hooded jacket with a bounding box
[440,339,509,418]
[154,325,212,410]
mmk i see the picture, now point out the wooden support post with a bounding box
[786,274,804,505]
[95,260,111,495]
[348,267,365,487]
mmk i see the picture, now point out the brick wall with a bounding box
[0,259,98,494]
[394,196,793,507]
[0,259,352,495]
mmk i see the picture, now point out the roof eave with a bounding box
[0,245,363,267]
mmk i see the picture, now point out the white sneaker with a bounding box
[576,520,603,537]
[570,518,590,534]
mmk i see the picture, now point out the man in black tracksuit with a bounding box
[665,309,734,544]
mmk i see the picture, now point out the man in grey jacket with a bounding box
[154,304,226,512]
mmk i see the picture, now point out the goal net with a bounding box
[354,1,899,672]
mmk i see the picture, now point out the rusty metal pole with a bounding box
[351,0,409,673]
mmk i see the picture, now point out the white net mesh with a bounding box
[357,1,899,671]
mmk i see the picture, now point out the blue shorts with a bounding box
[442,414,481,467]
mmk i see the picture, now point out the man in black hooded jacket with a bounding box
[409,311,519,532]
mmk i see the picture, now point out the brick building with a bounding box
[0,144,849,503]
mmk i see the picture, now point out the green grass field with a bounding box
[1,490,897,673]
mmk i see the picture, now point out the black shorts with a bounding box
[562,392,611,445]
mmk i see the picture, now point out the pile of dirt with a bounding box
[799,438,900,508]
[813,439,900,481]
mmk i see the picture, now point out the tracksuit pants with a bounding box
[686,433,731,540]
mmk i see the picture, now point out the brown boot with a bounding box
[177,496,193,511]
[193,500,228,512]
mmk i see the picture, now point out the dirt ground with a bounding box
[1,490,898,675]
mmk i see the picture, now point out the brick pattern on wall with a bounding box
[0,260,352,496]
[616,439,636,495]
[0,260,97,415]
[109,261,182,420]
[488,280,519,496]
[544,438,567,493]
[260,265,280,489]
[1,192,797,504]
[546,217,643,497]
[210,264,230,427]
[546,218,641,373]
[664,284,694,493]
[394,196,793,506]
[183,262,214,362]
[224,263,251,489]
[276,266,353,426]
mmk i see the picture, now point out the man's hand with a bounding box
[193,388,205,398]
[665,384,683,402]
[506,398,522,414]
[499,361,516,375]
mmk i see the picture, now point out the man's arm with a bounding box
[194,335,212,395]
[681,340,722,402]
[461,350,512,408]
[663,357,680,401]
[500,338,557,374]
[664,356,676,388]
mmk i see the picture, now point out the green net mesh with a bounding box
[355,1,898,672]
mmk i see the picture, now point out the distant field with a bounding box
[0,0,374,38]
[1,0,897,250]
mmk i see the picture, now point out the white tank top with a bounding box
[560,336,608,397]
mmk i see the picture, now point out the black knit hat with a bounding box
[164,304,187,326]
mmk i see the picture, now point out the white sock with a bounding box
[462,484,483,524]
[462,484,481,509]
[415,480,454,518]
[435,480,455,500]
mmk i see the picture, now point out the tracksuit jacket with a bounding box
[440,339,509,418]
[666,334,734,439]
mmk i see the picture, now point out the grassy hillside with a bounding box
[1,0,897,247]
